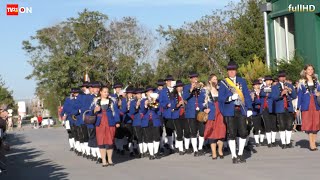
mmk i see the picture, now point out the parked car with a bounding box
[41,117,55,127]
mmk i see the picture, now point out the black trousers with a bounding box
[122,123,134,143]
[133,126,143,143]
[185,118,198,138]
[143,122,160,143]
[67,125,75,139]
[172,118,185,141]
[164,118,174,137]
[224,109,248,140]
[79,125,89,143]
[252,115,265,135]
[74,125,79,141]
[262,109,277,132]
[277,110,294,131]
[87,127,97,147]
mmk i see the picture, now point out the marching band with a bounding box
[61,62,320,166]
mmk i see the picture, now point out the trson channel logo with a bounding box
[6,4,32,16]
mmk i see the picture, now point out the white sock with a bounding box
[80,143,85,153]
[266,132,272,144]
[285,130,292,144]
[96,148,101,158]
[138,143,143,154]
[271,131,277,143]
[191,138,198,152]
[198,136,204,150]
[167,136,174,149]
[280,131,286,145]
[184,138,190,150]
[148,143,154,156]
[84,142,90,155]
[129,142,134,153]
[91,148,97,157]
[71,138,75,148]
[238,138,246,156]
[260,134,265,143]
[143,142,148,153]
[75,141,80,151]
[254,135,260,144]
[68,139,73,148]
[177,140,183,152]
[154,141,160,154]
[228,140,237,158]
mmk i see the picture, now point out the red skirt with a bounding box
[301,95,320,132]
[96,111,116,146]
[204,102,226,140]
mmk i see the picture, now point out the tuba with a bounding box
[148,93,159,108]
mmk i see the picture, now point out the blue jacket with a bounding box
[121,98,135,124]
[91,99,120,127]
[159,87,174,119]
[154,88,163,116]
[198,90,216,121]
[80,94,96,128]
[183,84,201,119]
[72,94,85,126]
[218,77,252,116]
[297,82,320,111]
[271,82,297,113]
[61,97,75,125]
[131,98,146,127]
[251,91,262,116]
[259,86,274,113]
[141,99,162,127]
[170,93,185,120]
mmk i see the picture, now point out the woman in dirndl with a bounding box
[297,64,320,151]
[92,86,120,167]
[199,74,226,159]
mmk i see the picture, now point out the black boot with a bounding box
[232,157,238,164]
[168,149,175,155]
[194,151,199,157]
[186,149,193,154]
[286,143,293,148]
[237,155,246,163]
[179,151,185,156]
[281,144,287,149]
[70,148,74,151]
[96,158,102,164]
[149,155,155,160]
[138,153,144,159]
[198,149,205,156]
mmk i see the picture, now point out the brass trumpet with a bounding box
[72,115,77,121]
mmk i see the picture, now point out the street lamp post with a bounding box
[260,2,272,69]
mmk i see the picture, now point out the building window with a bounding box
[273,14,295,62]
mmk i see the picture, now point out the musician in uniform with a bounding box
[142,86,162,160]
[251,80,265,147]
[271,71,297,149]
[61,88,80,152]
[170,80,187,155]
[111,82,126,155]
[130,88,147,158]
[120,87,136,157]
[218,61,253,164]
[260,75,277,147]
[297,64,320,151]
[154,79,166,154]
[159,75,176,154]
[199,74,226,160]
[183,72,205,156]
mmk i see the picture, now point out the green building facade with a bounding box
[263,0,320,71]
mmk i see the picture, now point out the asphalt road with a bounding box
[1,126,320,180]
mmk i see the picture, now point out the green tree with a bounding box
[226,0,265,65]
[0,76,16,112]
[271,56,305,83]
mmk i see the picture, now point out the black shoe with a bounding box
[70,148,74,151]
[78,152,83,156]
[174,148,179,153]
[267,144,272,148]
[212,156,217,160]
[137,153,143,159]
[83,154,87,158]
[120,150,125,155]
[232,157,238,164]
[159,148,165,154]
[286,143,293,148]
[272,142,277,147]
[129,152,135,157]
[86,155,91,159]
[155,153,161,159]
[255,143,260,147]
[96,158,102,164]
[108,163,115,166]
[102,164,108,167]
[198,149,205,156]
[218,154,224,159]
[194,151,199,157]
[281,144,287,149]
[237,155,246,163]
[186,149,193,154]
[251,148,258,154]
[149,155,155,160]
[179,151,185,156]
[168,149,175,154]
[309,148,318,151]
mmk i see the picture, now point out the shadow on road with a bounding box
[295,139,310,149]
[1,133,68,180]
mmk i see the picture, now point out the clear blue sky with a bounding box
[0,0,239,100]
